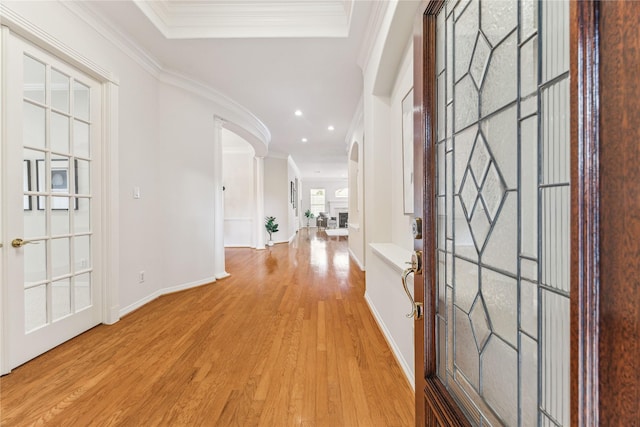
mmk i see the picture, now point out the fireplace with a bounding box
[338,212,348,228]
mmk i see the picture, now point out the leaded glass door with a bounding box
[3,31,103,370]
[418,0,570,425]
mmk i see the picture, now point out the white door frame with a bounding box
[0,8,120,375]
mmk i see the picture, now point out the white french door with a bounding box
[3,31,103,370]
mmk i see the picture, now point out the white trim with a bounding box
[57,1,271,156]
[0,4,117,84]
[348,247,365,271]
[162,71,270,156]
[0,25,8,375]
[356,0,389,71]
[61,1,162,77]
[364,292,414,390]
[119,277,217,318]
[102,82,120,325]
[133,0,351,39]
[369,243,412,273]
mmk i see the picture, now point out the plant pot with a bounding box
[268,240,274,247]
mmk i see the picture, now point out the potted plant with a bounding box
[304,209,315,228]
[265,216,279,246]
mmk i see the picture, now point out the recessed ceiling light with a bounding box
[328,125,335,131]
[301,137,308,143]
[294,110,303,117]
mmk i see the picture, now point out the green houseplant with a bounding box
[304,209,315,227]
[265,216,279,246]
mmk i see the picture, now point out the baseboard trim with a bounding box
[364,292,414,390]
[349,248,365,271]
[119,276,217,317]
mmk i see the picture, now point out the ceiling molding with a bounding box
[356,0,389,71]
[62,1,162,78]
[0,3,117,84]
[133,0,353,39]
[59,1,270,154]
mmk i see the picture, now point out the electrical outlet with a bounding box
[139,271,145,283]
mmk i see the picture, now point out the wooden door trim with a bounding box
[570,1,600,425]
[415,1,472,425]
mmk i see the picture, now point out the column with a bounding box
[213,117,229,279]
[254,156,266,250]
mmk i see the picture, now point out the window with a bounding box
[335,188,348,198]
[309,188,326,217]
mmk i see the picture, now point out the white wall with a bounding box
[351,0,421,386]
[348,133,365,270]
[287,157,301,238]
[223,131,255,247]
[389,42,414,251]
[264,157,290,244]
[2,1,242,316]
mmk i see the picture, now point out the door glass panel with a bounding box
[25,285,47,332]
[76,159,90,195]
[51,112,70,154]
[51,278,71,321]
[51,237,70,278]
[24,242,46,286]
[74,198,90,234]
[23,55,45,103]
[23,102,46,149]
[75,273,91,311]
[74,119,90,158]
[51,197,70,236]
[434,1,570,425]
[51,69,69,113]
[74,235,91,271]
[74,81,90,121]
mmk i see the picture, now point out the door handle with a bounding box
[401,250,423,320]
[11,238,41,248]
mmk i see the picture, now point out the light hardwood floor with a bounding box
[0,229,414,426]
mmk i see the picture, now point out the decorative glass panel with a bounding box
[435,1,570,425]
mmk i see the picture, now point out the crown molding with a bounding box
[0,3,117,84]
[57,1,271,153]
[356,0,389,72]
[133,0,351,39]
[62,1,162,78]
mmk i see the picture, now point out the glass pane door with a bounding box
[6,33,101,369]
[434,1,570,425]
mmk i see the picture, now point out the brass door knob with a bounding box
[11,238,40,248]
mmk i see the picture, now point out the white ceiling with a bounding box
[83,0,374,179]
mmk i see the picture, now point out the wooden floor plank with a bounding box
[0,229,414,426]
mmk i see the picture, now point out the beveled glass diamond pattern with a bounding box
[460,171,479,220]
[470,32,491,89]
[470,133,490,181]
[460,132,508,251]
[470,205,491,247]
[470,296,491,351]
[481,162,506,221]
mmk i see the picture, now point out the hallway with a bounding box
[0,229,414,426]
